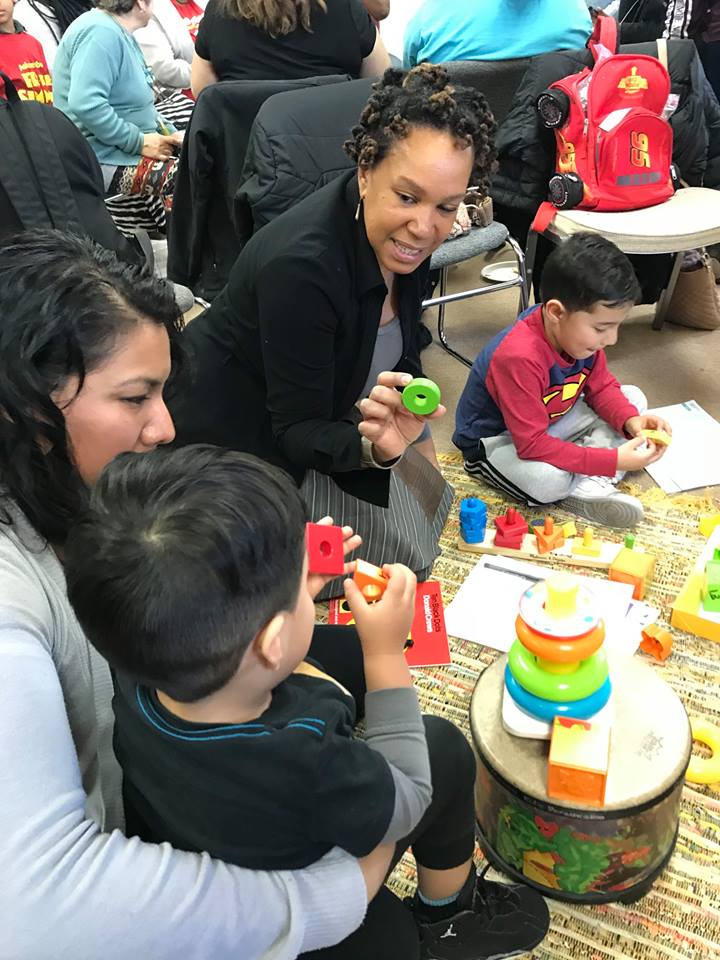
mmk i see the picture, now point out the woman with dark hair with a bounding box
[12,0,90,68]
[0,230,391,958]
[190,0,390,97]
[171,64,496,595]
[53,0,183,232]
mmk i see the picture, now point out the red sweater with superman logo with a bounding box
[453,305,639,476]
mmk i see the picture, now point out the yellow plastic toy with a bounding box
[640,428,671,447]
[699,514,720,539]
[572,527,602,558]
[685,718,720,785]
[609,546,656,600]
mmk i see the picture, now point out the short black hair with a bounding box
[65,445,307,702]
[539,233,641,312]
[0,230,184,546]
[345,63,497,196]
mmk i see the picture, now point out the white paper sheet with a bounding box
[644,401,720,493]
[445,555,637,655]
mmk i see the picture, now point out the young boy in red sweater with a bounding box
[0,0,52,102]
[454,233,671,528]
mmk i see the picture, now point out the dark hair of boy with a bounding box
[539,232,642,312]
[65,445,307,703]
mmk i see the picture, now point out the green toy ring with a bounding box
[507,640,609,702]
[402,377,441,416]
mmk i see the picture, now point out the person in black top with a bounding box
[170,65,497,596]
[65,443,550,960]
[191,0,390,96]
[616,0,668,41]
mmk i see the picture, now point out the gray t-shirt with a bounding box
[358,316,404,401]
[0,500,367,959]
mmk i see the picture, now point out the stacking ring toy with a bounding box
[515,616,605,663]
[504,665,612,722]
[402,377,442,416]
[685,718,720,785]
[507,641,608,702]
[519,581,599,638]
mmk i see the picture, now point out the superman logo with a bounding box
[543,371,587,419]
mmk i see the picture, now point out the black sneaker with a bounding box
[411,875,550,960]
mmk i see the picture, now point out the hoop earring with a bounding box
[355,197,363,222]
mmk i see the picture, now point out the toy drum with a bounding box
[471,657,691,903]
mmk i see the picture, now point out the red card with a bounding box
[328,581,451,668]
[306,523,345,575]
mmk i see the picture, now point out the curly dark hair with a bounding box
[344,64,497,196]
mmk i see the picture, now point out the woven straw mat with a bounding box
[318,454,720,960]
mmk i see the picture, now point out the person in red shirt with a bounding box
[454,233,673,529]
[0,0,53,101]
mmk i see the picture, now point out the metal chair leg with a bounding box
[525,229,539,301]
[436,267,448,347]
[507,234,529,314]
[435,269,473,367]
[652,251,683,331]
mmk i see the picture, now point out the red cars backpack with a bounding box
[531,15,676,232]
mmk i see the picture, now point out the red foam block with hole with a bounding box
[306,523,345,575]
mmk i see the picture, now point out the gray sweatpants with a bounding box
[470,385,647,505]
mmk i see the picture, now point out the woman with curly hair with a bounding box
[191,0,389,97]
[170,68,550,960]
[170,65,496,595]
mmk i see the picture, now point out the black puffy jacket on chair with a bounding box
[166,73,349,301]
[237,77,373,231]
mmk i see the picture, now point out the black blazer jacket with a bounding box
[172,171,430,506]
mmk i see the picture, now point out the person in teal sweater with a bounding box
[403,0,592,67]
[54,0,183,230]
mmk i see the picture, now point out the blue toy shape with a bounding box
[460,497,487,544]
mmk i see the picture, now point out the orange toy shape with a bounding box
[353,559,388,601]
[639,623,673,661]
[535,517,565,555]
[547,715,610,807]
[515,616,605,662]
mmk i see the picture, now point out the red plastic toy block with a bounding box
[305,523,345,576]
[494,507,529,549]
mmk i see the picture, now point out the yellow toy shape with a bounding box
[686,718,720,785]
[544,572,578,619]
[640,428,671,447]
[572,527,602,558]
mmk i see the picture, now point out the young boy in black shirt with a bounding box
[66,445,550,960]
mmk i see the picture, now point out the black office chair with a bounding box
[443,57,531,128]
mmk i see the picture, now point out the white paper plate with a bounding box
[481,261,519,283]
